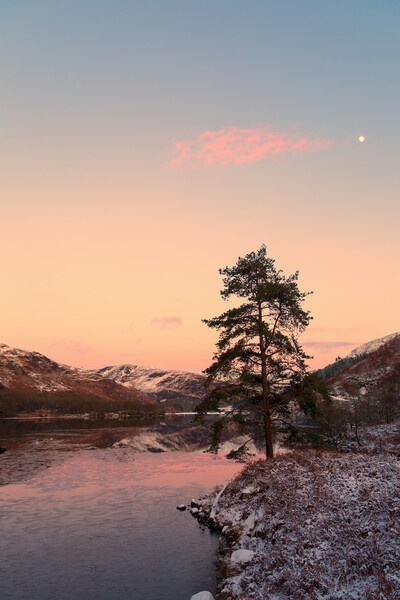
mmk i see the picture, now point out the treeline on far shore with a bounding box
[0,388,159,418]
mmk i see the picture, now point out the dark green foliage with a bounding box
[0,388,157,417]
[281,425,325,449]
[226,443,255,462]
[196,245,326,459]
[315,355,360,379]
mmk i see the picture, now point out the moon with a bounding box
[358,135,365,142]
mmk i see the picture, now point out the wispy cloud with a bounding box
[303,341,356,355]
[122,322,135,335]
[49,340,92,355]
[151,316,183,329]
[170,126,334,168]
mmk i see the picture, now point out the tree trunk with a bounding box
[258,300,274,459]
[263,402,274,459]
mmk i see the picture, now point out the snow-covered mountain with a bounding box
[0,344,153,414]
[316,332,400,380]
[346,332,400,361]
[322,333,400,409]
[85,364,208,411]
[3,331,398,417]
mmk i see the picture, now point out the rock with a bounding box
[0,448,7,454]
[189,592,214,600]
[190,507,199,516]
[240,486,256,500]
[231,549,255,564]
[176,504,186,511]
[191,499,200,509]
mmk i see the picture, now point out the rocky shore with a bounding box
[189,449,400,600]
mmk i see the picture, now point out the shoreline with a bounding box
[190,448,400,600]
[4,418,400,599]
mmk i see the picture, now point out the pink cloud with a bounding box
[151,316,183,329]
[302,341,356,355]
[170,126,334,168]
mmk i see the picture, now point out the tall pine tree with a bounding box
[196,245,321,460]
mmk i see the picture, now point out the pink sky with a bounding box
[1,185,398,372]
[1,2,399,373]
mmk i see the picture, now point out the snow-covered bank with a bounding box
[192,450,400,600]
[343,422,400,454]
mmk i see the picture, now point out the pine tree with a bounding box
[196,245,323,460]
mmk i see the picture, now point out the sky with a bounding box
[1,0,399,370]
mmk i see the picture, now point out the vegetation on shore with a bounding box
[194,443,400,600]
[0,388,160,418]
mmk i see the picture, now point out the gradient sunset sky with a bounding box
[1,1,399,370]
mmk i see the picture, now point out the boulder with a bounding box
[231,549,255,564]
[189,592,214,600]
[176,504,186,511]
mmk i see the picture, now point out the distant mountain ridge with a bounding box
[92,335,400,412]
[0,344,154,416]
[320,334,400,419]
[85,364,208,412]
[1,332,399,417]
[316,332,400,380]
[346,332,400,360]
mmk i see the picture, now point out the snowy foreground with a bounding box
[193,450,400,600]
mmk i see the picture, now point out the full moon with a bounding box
[358,135,365,142]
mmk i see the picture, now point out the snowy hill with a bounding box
[0,344,154,415]
[324,334,400,414]
[194,449,400,599]
[85,364,208,411]
[346,331,400,360]
[316,332,400,380]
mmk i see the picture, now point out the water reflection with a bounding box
[0,414,196,442]
[0,449,242,600]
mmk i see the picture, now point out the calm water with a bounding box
[0,446,241,600]
[0,414,194,441]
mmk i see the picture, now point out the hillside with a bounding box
[2,332,399,418]
[193,449,400,600]
[316,332,400,380]
[326,334,400,414]
[309,333,400,438]
[86,364,208,411]
[0,344,154,416]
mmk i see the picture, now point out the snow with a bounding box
[346,332,399,360]
[196,449,400,599]
[231,549,255,564]
[344,422,400,453]
[209,483,229,519]
[218,436,258,455]
[113,425,211,453]
[242,512,256,532]
[189,592,214,600]
[85,363,206,396]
